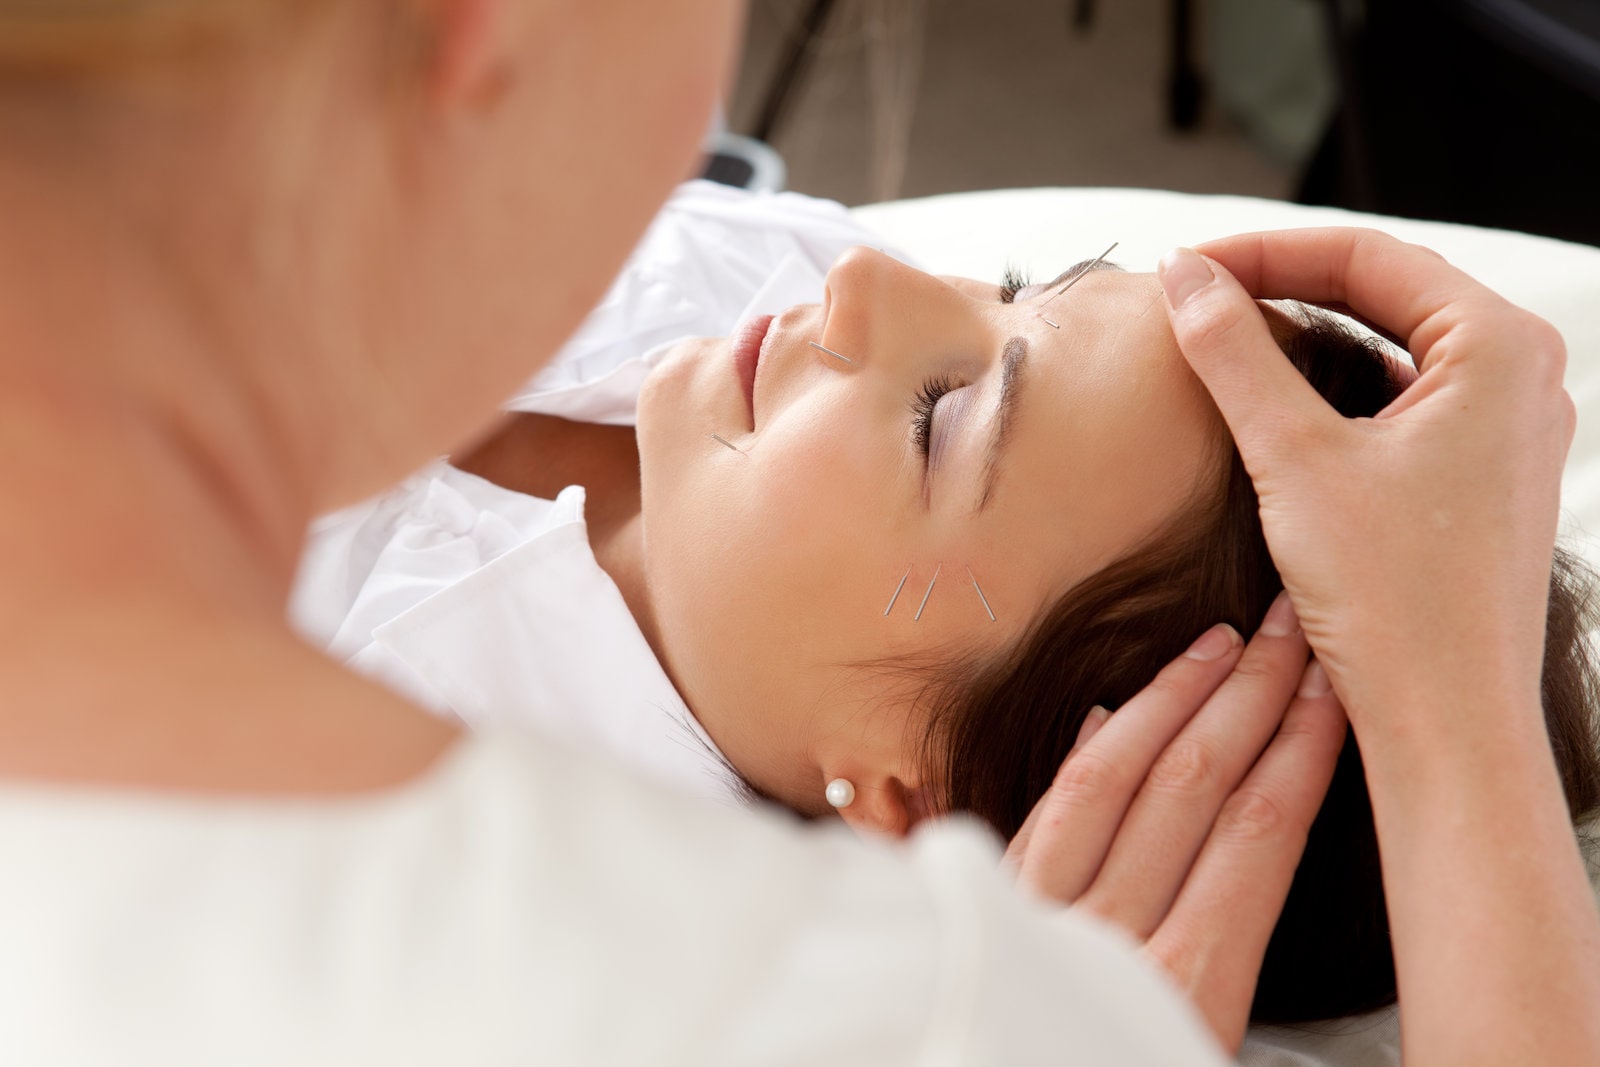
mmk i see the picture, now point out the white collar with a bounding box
[368,490,742,805]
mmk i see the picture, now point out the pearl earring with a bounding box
[825,778,856,809]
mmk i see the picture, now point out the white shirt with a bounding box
[292,469,736,801]
[0,731,1227,1065]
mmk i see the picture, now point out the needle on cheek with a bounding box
[709,433,747,455]
[808,341,855,365]
[967,565,997,622]
[913,563,942,621]
[883,567,911,616]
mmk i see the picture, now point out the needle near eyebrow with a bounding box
[1039,241,1119,310]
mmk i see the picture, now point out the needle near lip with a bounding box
[809,341,854,365]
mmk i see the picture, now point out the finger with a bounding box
[1306,300,1409,353]
[1005,706,1112,868]
[1076,704,1113,749]
[1193,228,1516,366]
[1159,248,1336,462]
[1016,623,1244,902]
[1074,592,1311,938]
[1144,664,1347,1052]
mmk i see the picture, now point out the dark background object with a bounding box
[1168,0,1206,130]
[702,152,757,189]
[726,0,1291,206]
[1302,0,1600,246]
[751,0,840,144]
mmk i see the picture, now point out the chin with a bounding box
[635,346,689,474]
[634,344,697,556]
[638,335,720,430]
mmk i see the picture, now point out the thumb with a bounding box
[1159,248,1330,461]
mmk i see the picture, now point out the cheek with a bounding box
[652,386,881,598]
[642,382,919,689]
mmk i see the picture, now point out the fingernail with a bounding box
[1298,659,1331,698]
[1184,623,1241,661]
[1158,248,1214,309]
[1076,705,1112,747]
[1258,591,1300,637]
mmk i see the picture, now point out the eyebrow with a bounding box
[977,336,1028,512]
[1029,258,1126,299]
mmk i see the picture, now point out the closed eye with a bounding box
[998,266,1032,304]
[911,374,958,460]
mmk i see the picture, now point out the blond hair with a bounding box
[0,1,311,77]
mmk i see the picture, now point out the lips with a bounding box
[731,313,774,424]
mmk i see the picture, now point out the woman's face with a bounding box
[636,248,1223,815]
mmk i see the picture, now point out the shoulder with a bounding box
[0,733,1223,1065]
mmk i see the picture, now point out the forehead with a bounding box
[937,258,1125,299]
[970,267,1224,602]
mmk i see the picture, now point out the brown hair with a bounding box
[919,304,1600,1023]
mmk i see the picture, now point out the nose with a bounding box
[819,247,986,376]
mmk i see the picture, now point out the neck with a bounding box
[0,58,464,793]
[0,290,457,793]
[0,172,313,610]
[0,158,331,769]
[452,413,666,661]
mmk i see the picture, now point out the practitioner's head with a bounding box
[638,248,1600,1023]
[0,0,741,507]
[638,247,1225,828]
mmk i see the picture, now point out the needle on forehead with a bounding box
[1039,241,1120,311]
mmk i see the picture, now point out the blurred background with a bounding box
[703,0,1600,246]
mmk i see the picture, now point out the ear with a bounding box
[832,774,940,841]
[415,0,513,108]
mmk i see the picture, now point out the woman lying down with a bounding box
[292,182,1600,1028]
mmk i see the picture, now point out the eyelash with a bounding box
[911,374,959,458]
[914,269,1026,462]
[999,266,1032,304]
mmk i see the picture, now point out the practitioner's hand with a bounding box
[1159,229,1573,728]
[1003,594,1347,1053]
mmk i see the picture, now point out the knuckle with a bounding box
[1146,658,1203,700]
[1073,886,1117,925]
[1176,297,1249,358]
[1145,924,1202,987]
[1222,652,1291,689]
[1398,233,1447,262]
[1051,750,1126,810]
[1560,390,1579,447]
[1523,314,1566,358]
[1520,316,1569,383]
[1148,738,1222,795]
[1214,788,1290,843]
